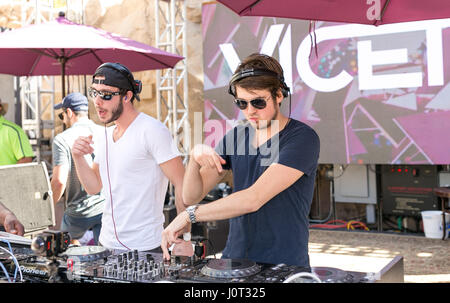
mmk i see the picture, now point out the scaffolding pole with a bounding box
[155,0,189,158]
[155,0,189,206]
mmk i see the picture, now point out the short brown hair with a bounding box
[229,53,289,100]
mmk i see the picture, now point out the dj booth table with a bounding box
[310,253,404,283]
[0,163,404,284]
[0,231,404,283]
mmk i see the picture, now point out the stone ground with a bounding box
[308,228,450,283]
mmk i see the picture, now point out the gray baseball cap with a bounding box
[54,92,89,111]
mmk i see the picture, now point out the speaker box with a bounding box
[0,162,55,234]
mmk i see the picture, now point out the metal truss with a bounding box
[155,0,189,207]
[155,0,190,159]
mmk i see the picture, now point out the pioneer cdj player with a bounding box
[1,244,376,283]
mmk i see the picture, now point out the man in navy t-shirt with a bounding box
[162,53,320,269]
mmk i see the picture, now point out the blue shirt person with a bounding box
[161,53,320,269]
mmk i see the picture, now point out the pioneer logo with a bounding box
[20,265,48,277]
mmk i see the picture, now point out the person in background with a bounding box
[0,99,34,165]
[51,92,105,245]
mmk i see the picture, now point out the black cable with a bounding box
[288,91,291,118]
[382,215,420,234]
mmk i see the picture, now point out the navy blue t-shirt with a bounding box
[215,119,320,267]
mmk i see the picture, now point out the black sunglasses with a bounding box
[89,88,121,101]
[234,97,268,110]
[58,110,67,121]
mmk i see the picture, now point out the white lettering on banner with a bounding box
[297,19,450,92]
[357,40,423,90]
[426,25,444,86]
[219,19,450,93]
[220,23,293,91]
[219,43,240,73]
[279,24,293,94]
[260,24,285,56]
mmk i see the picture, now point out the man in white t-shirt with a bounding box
[71,62,189,253]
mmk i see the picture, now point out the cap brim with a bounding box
[54,103,64,110]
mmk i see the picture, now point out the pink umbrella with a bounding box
[0,15,183,96]
[217,0,450,25]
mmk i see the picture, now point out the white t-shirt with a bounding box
[94,113,180,251]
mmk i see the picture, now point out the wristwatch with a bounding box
[186,205,199,224]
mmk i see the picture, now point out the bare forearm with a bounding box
[73,156,102,194]
[194,189,259,222]
[174,185,186,214]
[51,180,65,205]
[182,159,205,205]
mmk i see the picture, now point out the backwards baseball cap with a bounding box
[54,92,89,111]
[92,62,142,101]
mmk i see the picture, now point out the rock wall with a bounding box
[82,0,207,142]
[0,0,209,147]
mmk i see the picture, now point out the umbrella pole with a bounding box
[60,58,67,98]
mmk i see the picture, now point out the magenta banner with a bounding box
[201,3,450,164]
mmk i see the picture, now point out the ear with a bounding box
[124,91,133,102]
[276,89,284,106]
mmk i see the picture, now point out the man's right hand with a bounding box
[190,144,226,173]
[72,135,94,158]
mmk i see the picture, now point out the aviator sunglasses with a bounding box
[58,110,67,121]
[88,88,122,101]
[233,97,268,110]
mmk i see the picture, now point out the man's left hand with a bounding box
[4,213,25,236]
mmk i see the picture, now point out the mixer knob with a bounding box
[146,254,154,262]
